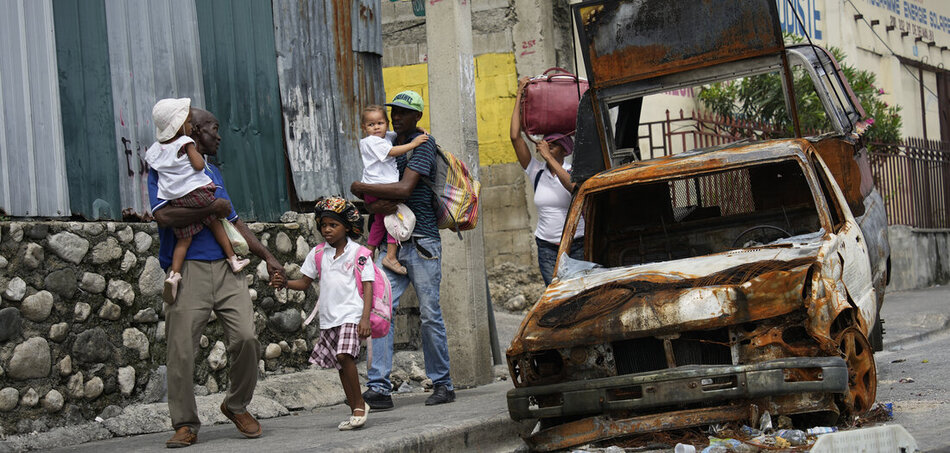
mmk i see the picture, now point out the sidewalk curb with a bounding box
[352,411,526,453]
[883,318,950,351]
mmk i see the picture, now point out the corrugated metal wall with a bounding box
[54,0,121,219]
[105,0,207,217]
[1,0,385,220]
[0,0,71,217]
[272,0,385,201]
[196,0,289,221]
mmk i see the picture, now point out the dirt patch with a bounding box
[488,262,546,312]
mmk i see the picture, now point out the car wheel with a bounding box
[835,326,877,416]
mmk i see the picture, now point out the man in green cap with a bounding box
[350,90,456,409]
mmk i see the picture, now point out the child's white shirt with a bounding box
[300,238,376,329]
[143,136,213,200]
[359,131,399,184]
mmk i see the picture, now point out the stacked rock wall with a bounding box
[0,214,419,435]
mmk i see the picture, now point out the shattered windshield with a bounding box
[583,159,823,268]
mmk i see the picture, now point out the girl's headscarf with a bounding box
[314,196,363,239]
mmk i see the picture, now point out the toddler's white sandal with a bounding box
[338,402,369,431]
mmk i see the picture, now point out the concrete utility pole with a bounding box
[424,0,493,387]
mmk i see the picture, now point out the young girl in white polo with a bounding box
[279,196,375,430]
[144,98,249,304]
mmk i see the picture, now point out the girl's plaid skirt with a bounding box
[169,183,217,239]
[309,323,362,370]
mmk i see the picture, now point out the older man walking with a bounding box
[149,108,285,448]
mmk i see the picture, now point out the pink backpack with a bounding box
[302,246,393,339]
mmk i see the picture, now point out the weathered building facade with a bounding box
[0,0,384,221]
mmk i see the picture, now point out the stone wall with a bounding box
[0,215,419,435]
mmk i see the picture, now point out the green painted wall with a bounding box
[196,0,289,221]
[53,0,121,219]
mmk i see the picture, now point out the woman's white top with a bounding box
[300,238,375,329]
[526,158,586,244]
[143,136,213,200]
[360,131,399,184]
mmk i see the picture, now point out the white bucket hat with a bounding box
[384,203,416,242]
[152,98,191,142]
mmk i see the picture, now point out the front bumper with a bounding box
[507,356,848,420]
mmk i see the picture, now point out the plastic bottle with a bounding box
[806,426,839,435]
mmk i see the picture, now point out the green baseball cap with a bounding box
[385,90,425,112]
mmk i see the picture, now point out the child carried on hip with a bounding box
[144,98,249,304]
[358,104,427,275]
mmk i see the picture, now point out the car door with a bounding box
[810,151,877,334]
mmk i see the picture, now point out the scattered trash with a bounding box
[806,426,839,435]
[899,377,915,383]
[776,415,794,429]
[891,358,906,363]
[707,424,727,436]
[775,429,807,446]
[674,443,697,453]
[94,416,104,423]
[856,402,895,426]
[702,437,755,453]
[758,411,773,433]
[747,434,792,449]
[922,359,929,363]
[569,445,627,453]
[881,402,894,417]
[739,425,762,438]
[396,382,413,393]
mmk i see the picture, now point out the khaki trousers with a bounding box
[165,259,260,432]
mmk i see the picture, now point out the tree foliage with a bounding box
[697,38,902,145]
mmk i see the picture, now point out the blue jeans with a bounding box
[536,236,585,286]
[367,236,453,394]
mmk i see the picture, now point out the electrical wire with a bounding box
[844,0,940,99]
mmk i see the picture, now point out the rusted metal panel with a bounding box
[582,140,811,193]
[196,0,289,221]
[272,0,384,202]
[352,0,382,54]
[525,405,755,452]
[573,0,784,89]
[0,0,71,217]
[508,357,848,420]
[104,0,206,217]
[510,248,815,355]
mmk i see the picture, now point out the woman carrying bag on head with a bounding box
[510,76,586,286]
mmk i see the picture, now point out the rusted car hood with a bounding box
[509,240,823,355]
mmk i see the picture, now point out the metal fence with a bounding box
[642,110,950,229]
[869,138,950,229]
[639,109,783,160]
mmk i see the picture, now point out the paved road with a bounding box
[875,285,950,452]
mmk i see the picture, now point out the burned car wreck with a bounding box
[506,1,890,451]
